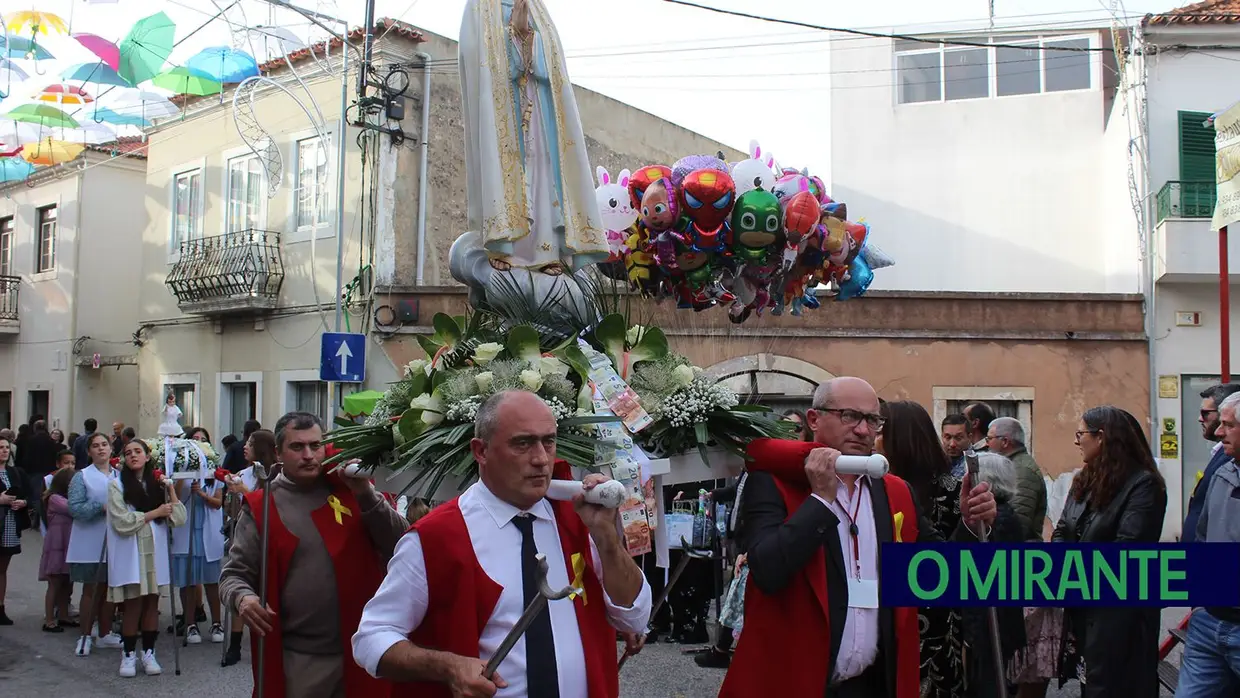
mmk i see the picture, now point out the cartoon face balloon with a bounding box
[731,189,782,260]
[731,139,778,197]
[640,177,679,233]
[681,168,735,240]
[781,189,821,241]
[596,167,637,232]
[628,164,672,212]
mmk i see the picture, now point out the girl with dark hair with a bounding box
[877,401,964,698]
[781,409,809,441]
[67,432,122,655]
[1054,405,1166,697]
[0,435,28,625]
[106,438,186,678]
[40,467,75,631]
[185,427,211,443]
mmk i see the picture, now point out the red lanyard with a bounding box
[833,481,866,577]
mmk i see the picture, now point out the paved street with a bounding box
[0,529,1182,696]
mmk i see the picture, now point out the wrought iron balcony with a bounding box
[165,229,285,315]
[1156,180,1216,224]
[0,275,18,332]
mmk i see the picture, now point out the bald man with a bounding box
[721,377,998,698]
[353,390,651,698]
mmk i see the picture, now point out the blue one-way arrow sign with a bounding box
[320,332,366,383]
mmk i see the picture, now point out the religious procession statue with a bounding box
[450,0,610,311]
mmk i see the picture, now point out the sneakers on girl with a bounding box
[210,623,225,643]
[140,649,162,675]
[119,651,137,678]
[186,625,202,644]
[74,635,93,657]
[97,632,124,649]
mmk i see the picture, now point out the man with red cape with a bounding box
[351,390,651,697]
[220,411,409,697]
[720,377,998,698]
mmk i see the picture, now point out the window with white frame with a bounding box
[290,380,329,422]
[226,154,265,233]
[35,205,56,273]
[295,136,329,230]
[0,216,13,276]
[895,35,1093,105]
[171,168,202,251]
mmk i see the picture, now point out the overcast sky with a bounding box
[2,0,1184,175]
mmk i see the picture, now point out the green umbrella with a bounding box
[151,66,221,96]
[117,11,175,86]
[342,390,384,418]
[4,103,78,128]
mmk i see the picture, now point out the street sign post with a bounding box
[320,332,366,383]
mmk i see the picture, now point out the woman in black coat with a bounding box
[0,435,30,624]
[1053,405,1166,697]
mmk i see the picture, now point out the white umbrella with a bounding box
[247,26,304,59]
[97,89,179,120]
[0,120,117,147]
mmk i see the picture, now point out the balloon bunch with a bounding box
[594,140,893,323]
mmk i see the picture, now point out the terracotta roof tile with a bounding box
[1145,0,1240,26]
[86,136,148,159]
[168,18,425,110]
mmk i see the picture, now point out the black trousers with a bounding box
[832,658,887,698]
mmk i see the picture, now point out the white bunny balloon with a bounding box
[596,166,637,256]
[730,139,778,197]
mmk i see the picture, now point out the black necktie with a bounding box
[511,514,560,697]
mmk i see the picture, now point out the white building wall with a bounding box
[828,30,1141,294]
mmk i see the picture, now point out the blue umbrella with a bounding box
[186,46,258,84]
[62,62,132,88]
[0,157,35,182]
[89,107,149,127]
[0,35,53,60]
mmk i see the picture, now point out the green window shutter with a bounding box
[1179,110,1217,182]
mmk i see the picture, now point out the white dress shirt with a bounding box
[353,481,652,696]
[811,477,880,682]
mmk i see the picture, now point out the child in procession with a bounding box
[107,439,186,678]
[40,467,76,632]
[218,428,276,666]
[67,433,122,656]
[171,468,226,645]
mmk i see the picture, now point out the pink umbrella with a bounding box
[72,33,119,71]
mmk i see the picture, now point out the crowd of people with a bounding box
[0,376,1235,696]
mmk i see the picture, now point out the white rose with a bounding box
[472,342,504,364]
[692,365,704,376]
[537,356,570,379]
[475,371,495,393]
[409,393,444,426]
[519,369,544,392]
[404,358,428,377]
[673,364,696,387]
[626,325,646,346]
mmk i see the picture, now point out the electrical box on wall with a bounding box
[1176,311,1202,327]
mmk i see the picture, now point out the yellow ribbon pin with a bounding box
[569,553,587,605]
[893,512,905,543]
[1197,470,1205,484]
[327,495,352,525]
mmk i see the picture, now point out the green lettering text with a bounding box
[1159,550,1188,602]
[962,550,1005,601]
[1128,550,1158,600]
[909,550,949,600]
[1092,550,1127,600]
[1024,550,1055,601]
[1059,550,1090,600]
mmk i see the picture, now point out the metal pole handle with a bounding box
[481,554,580,681]
[255,462,274,698]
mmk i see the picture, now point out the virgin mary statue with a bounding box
[458,0,610,275]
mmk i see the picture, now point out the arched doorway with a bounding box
[705,354,835,414]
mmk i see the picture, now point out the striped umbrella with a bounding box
[35,84,94,106]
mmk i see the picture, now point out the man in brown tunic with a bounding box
[220,411,407,697]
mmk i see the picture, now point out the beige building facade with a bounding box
[0,144,147,433]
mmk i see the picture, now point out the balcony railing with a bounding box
[1156,180,1217,224]
[0,275,18,324]
[165,229,285,315]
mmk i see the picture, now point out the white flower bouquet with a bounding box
[146,436,223,477]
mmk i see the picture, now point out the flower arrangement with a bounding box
[325,273,792,497]
[145,436,222,477]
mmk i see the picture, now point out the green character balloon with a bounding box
[730,189,784,265]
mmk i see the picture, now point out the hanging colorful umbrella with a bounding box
[20,138,84,166]
[5,12,68,37]
[0,59,27,82]
[0,121,117,146]
[0,157,34,182]
[5,103,79,128]
[1,35,53,60]
[89,107,149,127]
[151,67,221,97]
[61,62,131,88]
[248,26,304,59]
[104,89,179,120]
[71,34,120,71]
[186,46,259,84]
[117,12,176,86]
[35,84,94,106]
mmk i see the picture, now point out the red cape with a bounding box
[719,438,920,698]
[245,473,391,698]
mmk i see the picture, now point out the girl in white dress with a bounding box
[66,433,123,656]
[107,439,186,678]
[157,394,183,438]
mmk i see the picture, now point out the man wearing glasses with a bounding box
[720,377,998,698]
[1182,382,1240,542]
